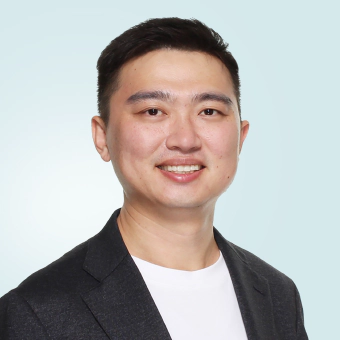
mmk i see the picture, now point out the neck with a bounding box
[117,198,220,271]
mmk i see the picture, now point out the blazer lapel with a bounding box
[214,229,278,340]
[81,210,171,340]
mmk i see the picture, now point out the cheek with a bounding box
[203,125,240,184]
[204,125,240,159]
[111,121,165,167]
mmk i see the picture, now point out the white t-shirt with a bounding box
[132,252,248,340]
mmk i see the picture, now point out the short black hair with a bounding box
[97,17,241,125]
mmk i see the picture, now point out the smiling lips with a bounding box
[156,163,205,183]
[157,165,203,174]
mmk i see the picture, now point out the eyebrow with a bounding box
[125,90,233,107]
[192,92,233,106]
[126,91,173,104]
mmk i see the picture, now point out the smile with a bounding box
[157,165,204,174]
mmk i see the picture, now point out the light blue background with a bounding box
[1,0,338,338]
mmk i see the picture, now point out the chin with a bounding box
[155,194,217,210]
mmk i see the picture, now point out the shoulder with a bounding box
[0,239,96,337]
[0,239,94,312]
[0,234,115,338]
[217,235,308,338]
[215,228,295,287]
[214,228,301,307]
[222,238,305,324]
[228,239,300,300]
[230,241,294,285]
[20,240,90,295]
[1,210,123,305]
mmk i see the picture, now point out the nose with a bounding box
[165,115,202,153]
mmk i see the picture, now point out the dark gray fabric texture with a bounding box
[0,209,308,339]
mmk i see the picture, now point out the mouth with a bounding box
[157,165,205,174]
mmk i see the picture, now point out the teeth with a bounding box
[158,165,203,173]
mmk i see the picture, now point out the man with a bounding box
[0,18,308,339]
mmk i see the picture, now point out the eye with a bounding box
[200,108,219,116]
[145,108,163,116]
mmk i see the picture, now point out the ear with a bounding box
[239,120,249,154]
[91,116,111,162]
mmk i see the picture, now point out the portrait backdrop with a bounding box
[0,1,338,339]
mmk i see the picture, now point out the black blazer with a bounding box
[0,209,308,339]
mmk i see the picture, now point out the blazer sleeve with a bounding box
[294,284,309,339]
[0,290,50,339]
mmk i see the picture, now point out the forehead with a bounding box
[115,49,235,101]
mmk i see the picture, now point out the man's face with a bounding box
[93,49,249,211]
